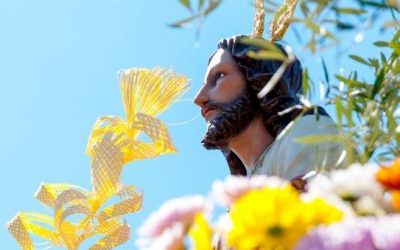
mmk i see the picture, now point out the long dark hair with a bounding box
[214,35,327,175]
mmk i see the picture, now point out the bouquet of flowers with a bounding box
[137,159,400,250]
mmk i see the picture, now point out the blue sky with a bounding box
[0,0,394,249]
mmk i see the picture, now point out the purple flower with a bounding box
[295,218,375,250]
[372,215,400,250]
[295,215,400,250]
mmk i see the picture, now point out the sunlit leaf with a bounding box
[349,54,371,66]
[332,7,367,15]
[336,21,355,30]
[322,58,330,83]
[247,50,287,61]
[359,0,391,8]
[374,41,389,47]
[169,15,199,28]
[240,36,286,54]
[300,1,309,15]
[371,68,385,98]
[204,0,222,15]
[302,67,311,98]
[294,134,344,144]
[179,0,192,11]
[383,20,400,29]
[198,0,205,10]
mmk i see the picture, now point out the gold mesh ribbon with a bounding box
[8,67,189,249]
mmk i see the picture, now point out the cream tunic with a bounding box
[247,115,345,180]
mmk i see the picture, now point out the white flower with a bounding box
[306,163,388,216]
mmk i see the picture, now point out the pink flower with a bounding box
[136,195,207,249]
[136,223,185,250]
[212,175,287,207]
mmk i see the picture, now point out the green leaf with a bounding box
[204,0,222,16]
[369,58,380,70]
[336,21,355,30]
[300,2,309,16]
[374,41,389,47]
[335,98,344,125]
[240,37,283,53]
[198,0,205,10]
[322,58,330,83]
[332,7,367,15]
[247,50,287,61]
[179,0,192,11]
[302,68,311,98]
[383,20,400,29]
[380,52,387,64]
[304,18,337,41]
[371,68,385,99]
[349,54,371,66]
[169,15,198,28]
[294,134,344,144]
[359,0,391,8]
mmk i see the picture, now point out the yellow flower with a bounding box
[189,213,213,250]
[227,185,343,250]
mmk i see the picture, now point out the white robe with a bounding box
[247,115,345,180]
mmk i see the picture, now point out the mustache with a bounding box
[203,101,227,110]
[203,95,245,110]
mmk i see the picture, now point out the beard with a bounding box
[201,89,258,150]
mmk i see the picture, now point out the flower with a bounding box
[189,213,213,250]
[212,175,287,207]
[295,215,400,250]
[138,223,185,250]
[376,159,400,210]
[391,190,400,210]
[136,195,207,250]
[306,163,388,216]
[376,159,400,190]
[295,218,375,250]
[227,184,343,250]
[372,214,400,250]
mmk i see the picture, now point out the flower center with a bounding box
[267,225,284,236]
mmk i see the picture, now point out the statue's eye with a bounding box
[215,72,225,80]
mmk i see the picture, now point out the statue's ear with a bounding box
[221,150,247,176]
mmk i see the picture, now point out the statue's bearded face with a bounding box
[194,49,258,149]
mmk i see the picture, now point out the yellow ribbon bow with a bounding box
[8,67,189,249]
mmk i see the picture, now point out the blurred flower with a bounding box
[296,215,400,250]
[372,214,400,250]
[136,195,207,250]
[306,163,388,216]
[376,159,400,211]
[189,213,213,250]
[227,185,343,250]
[212,213,233,250]
[137,223,185,250]
[391,191,400,210]
[376,159,400,190]
[295,218,375,250]
[212,175,287,207]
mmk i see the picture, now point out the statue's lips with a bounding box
[201,106,215,118]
